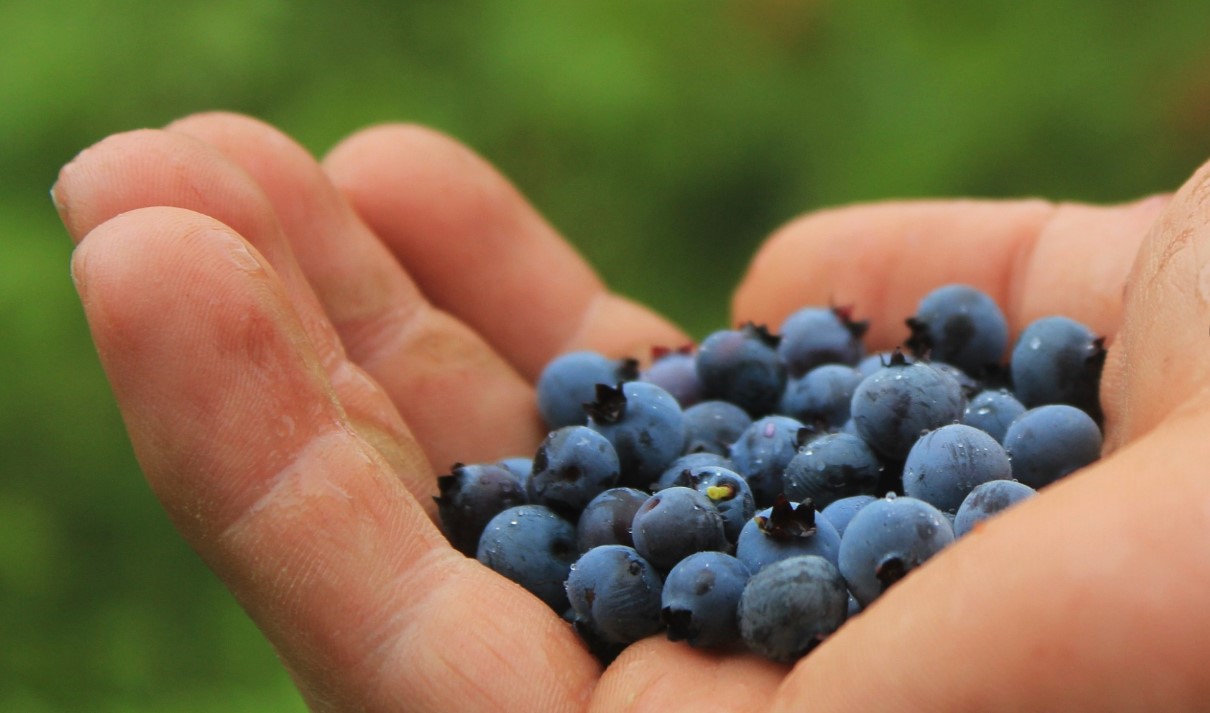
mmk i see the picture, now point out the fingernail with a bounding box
[50,179,68,223]
[69,248,87,296]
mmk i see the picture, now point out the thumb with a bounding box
[1104,158,1210,450]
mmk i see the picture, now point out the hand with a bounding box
[53,112,1210,711]
[732,191,1210,710]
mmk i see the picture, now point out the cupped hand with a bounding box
[53,112,1210,712]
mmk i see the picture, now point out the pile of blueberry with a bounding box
[436,284,1106,663]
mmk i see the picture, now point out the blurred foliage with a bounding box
[5,0,1210,709]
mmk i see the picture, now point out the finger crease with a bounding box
[341,297,433,368]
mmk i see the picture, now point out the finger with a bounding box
[1105,158,1210,449]
[52,128,433,509]
[71,207,599,711]
[769,390,1210,712]
[54,130,342,363]
[51,126,526,499]
[590,638,786,713]
[733,197,1169,350]
[322,124,688,380]
[160,111,544,468]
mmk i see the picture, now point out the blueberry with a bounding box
[962,389,1026,443]
[780,364,864,429]
[953,479,1036,537]
[586,381,686,489]
[783,432,884,508]
[928,361,981,401]
[476,504,578,611]
[901,423,1013,514]
[631,487,728,571]
[846,590,862,618]
[820,495,877,538]
[838,494,954,607]
[735,496,842,572]
[435,462,528,555]
[576,487,649,552]
[1010,316,1106,422]
[905,284,1009,376]
[777,305,868,378]
[729,415,812,507]
[527,425,620,517]
[496,456,535,492]
[536,351,639,430]
[444,289,1119,662]
[695,323,787,417]
[641,345,703,408]
[681,400,753,455]
[661,551,751,648]
[857,350,915,379]
[566,545,664,646]
[738,555,848,662]
[849,352,965,461]
[1003,404,1102,489]
[677,465,756,545]
[652,451,735,492]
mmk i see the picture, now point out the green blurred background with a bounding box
[5,0,1210,709]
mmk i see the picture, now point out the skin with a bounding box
[52,111,1210,712]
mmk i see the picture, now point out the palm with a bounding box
[56,113,1210,712]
